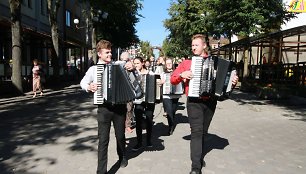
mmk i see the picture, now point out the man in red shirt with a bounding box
[171,34,238,174]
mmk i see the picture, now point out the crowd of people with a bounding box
[80,34,238,174]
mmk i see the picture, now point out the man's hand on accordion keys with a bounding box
[231,74,239,88]
[180,70,193,80]
[88,83,98,92]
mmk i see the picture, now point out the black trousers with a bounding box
[187,97,217,171]
[134,102,155,144]
[97,103,127,174]
[162,98,179,129]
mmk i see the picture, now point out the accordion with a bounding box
[188,56,236,100]
[137,74,161,103]
[163,72,184,95]
[93,63,137,104]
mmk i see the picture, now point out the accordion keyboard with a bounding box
[94,64,105,104]
[188,56,203,97]
[163,73,171,94]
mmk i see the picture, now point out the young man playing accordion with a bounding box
[80,39,134,174]
[170,34,239,174]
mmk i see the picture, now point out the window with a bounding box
[66,10,71,27]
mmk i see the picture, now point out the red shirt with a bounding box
[171,57,211,100]
[170,59,192,96]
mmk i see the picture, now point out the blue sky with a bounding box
[135,0,171,47]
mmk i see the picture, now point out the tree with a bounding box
[163,0,296,58]
[9,0,23,94]
[47,0,61,80]
[203,0,296,78]
[87,0,142,48]
[162,38,190,58]
[164,0,207,57]
[203,0,296,40]
[138,41,153,60]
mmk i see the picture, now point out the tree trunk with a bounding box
[50,24,60,78]
[10,0,23,95]
[11,20,23,94]
[47,0,61,82]
[91,27,97,64]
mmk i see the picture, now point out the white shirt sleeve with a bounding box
[80,66,96,92]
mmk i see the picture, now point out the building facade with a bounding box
[0,0,91,93]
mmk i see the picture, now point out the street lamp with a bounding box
[73,17,90,44]
[73,10,108,64]
[73,18,87,29]
[73,11,108,30]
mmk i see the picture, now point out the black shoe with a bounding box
[119,157,128,168]
[132,143,143,151]
[146,141,153,148]
[189,169,202,174]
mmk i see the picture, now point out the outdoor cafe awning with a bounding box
[217,25,306,51]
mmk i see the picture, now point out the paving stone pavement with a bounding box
[0,85,305,174]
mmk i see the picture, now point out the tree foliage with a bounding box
[88,0,143,48]
[163,0,296,57]
[138,41,153,60]
[204,0,296,38]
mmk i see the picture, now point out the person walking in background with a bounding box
[154,56,167,117]
[132,56,155,151]
[80,40,135,174]
[154,56,165,75]
[32,59,43,98]
[158,58,182,135]
[171,34,238,174]
[120,51,135,133]
[144,59,152,71]
[149,56,155,71]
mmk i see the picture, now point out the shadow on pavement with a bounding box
[0,90,97,174]
[203,134,229,156]
[125,123,166,160]
[182,133,229,159]
[231,90,306,122]
[107,160,120,174]
[175,113,189,124]
[177,101,186,111]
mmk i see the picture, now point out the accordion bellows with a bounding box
[163,72,184,95]
[134,74,161,104]
[94,64,138,104]
[188,56,236,100]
